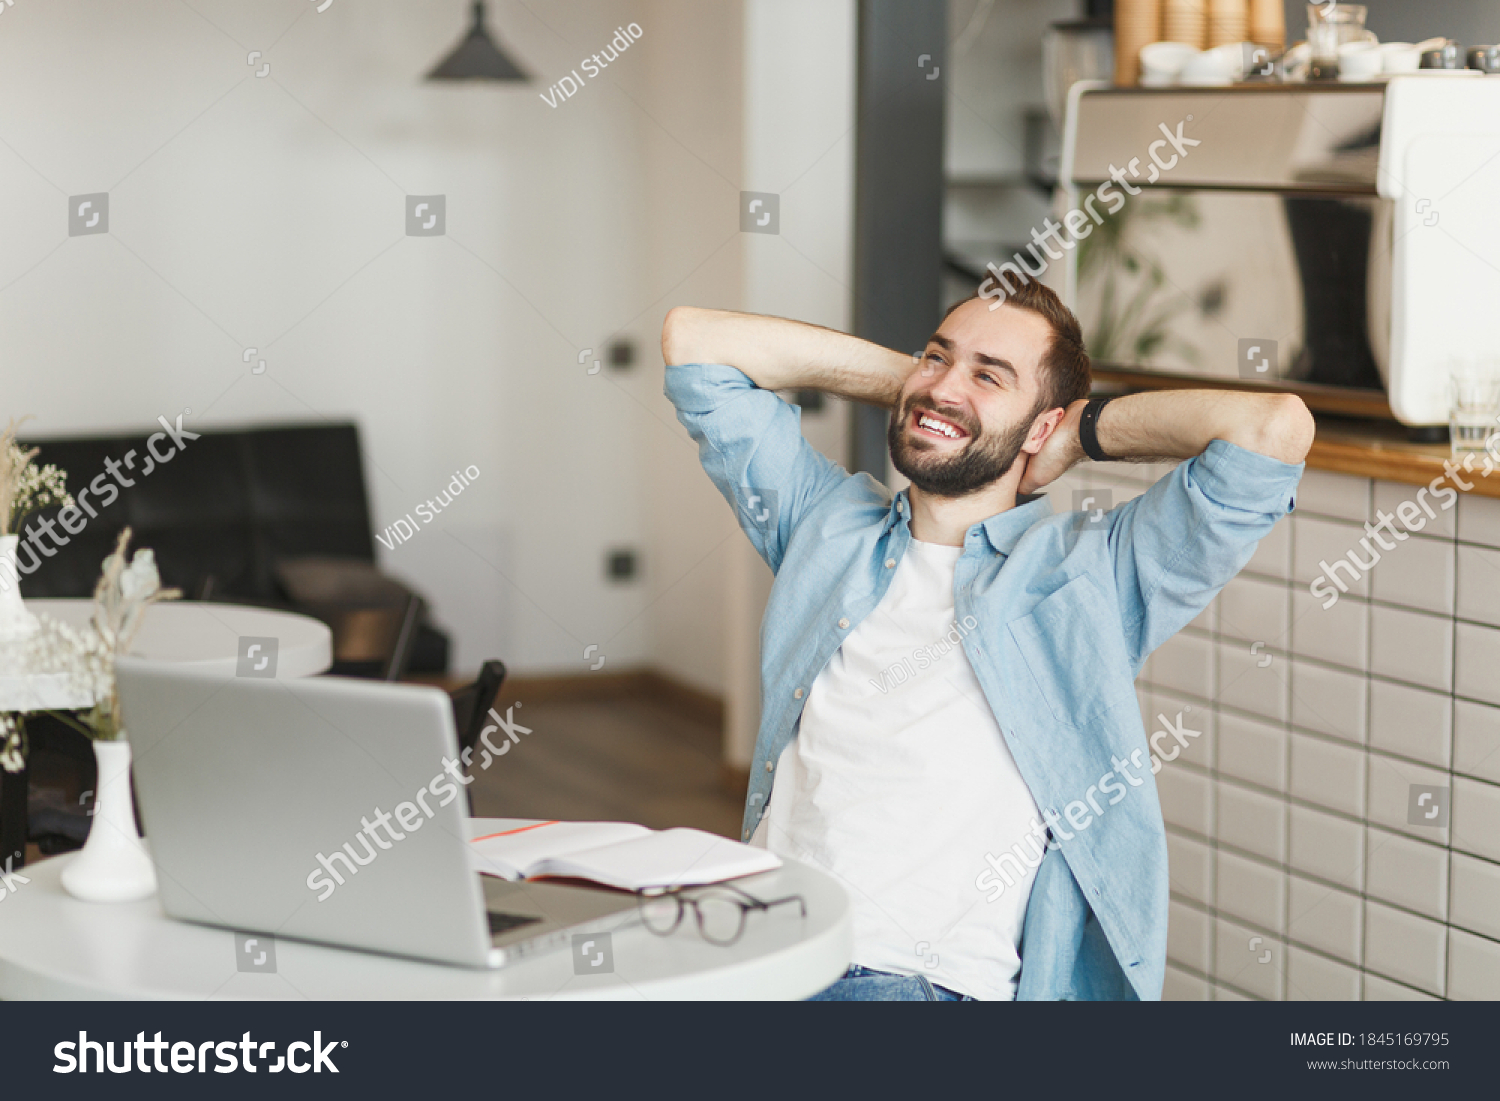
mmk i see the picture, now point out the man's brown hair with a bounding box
[940,278,1092,415]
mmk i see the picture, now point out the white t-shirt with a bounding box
[751,538,1042,1000]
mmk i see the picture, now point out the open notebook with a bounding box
[468,821,781,892]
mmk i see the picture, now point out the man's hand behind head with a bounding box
[1016,401,1085,497]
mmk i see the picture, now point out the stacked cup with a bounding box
[1249,0,1285,50]
[1115,0,1162,85]
[1163,0,1207,48]
[1207,0,1248,48]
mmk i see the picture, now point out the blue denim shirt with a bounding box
[667,363,1303,1000]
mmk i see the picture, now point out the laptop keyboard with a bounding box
[487,911,543,936]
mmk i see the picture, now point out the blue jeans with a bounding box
[808,965,978,1001]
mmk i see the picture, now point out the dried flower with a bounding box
[14,529,180,744]
[0,417,74,536]
[0,714,24,773]
[119,551,161,604]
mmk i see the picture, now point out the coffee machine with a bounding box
[1054,77,1500,432]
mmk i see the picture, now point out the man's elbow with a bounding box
[1254,394,1315,465]
[661,306,705,367]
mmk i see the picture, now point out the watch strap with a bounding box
[1078,396,1115,463]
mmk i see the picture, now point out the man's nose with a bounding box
[927,367,968,407]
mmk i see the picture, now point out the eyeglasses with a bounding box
[636,882,807,946]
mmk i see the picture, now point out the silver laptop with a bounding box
[116,657,638,969]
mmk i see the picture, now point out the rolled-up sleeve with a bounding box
[665,363,848,574]
[1107,438,1304,667]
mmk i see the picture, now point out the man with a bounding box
[660,280,1311,1001]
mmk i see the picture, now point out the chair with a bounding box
[448,660,508,756]
[17,713,102,861]
[273,557,426,681]
[447,660,507,814]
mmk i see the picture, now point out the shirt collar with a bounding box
[978,493,1053,556]
[885,488,1053,556]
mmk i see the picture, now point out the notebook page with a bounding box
[469,821,651,879]
[533,827,781,890]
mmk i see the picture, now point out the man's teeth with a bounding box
[918,413,962,439]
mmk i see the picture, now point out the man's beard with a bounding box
[887,394,1039,499]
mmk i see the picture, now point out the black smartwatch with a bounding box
[1078,397,1115,463]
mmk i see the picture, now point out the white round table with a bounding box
[0,599,333,710]
[0,819,853,1000]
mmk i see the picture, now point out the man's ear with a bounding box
[1022,406,1066,455]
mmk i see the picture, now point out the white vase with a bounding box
[61,738,157,903]
[0,534,39,642]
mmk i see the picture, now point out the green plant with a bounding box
[1077,193,1203,369]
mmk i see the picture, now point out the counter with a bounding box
[1054,438,1500,1002]
[1307,418,1500,501]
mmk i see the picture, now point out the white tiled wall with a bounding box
[1288,946,1361,1000]
[1143,470,1500,1001]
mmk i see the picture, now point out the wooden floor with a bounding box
[465,691,744,840]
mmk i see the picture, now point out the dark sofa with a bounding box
[13,420,448,670]
[2,420,452,868]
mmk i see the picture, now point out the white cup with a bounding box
[1380,42,1421,73]
[1179,49,1236,85]
[1139,40,1202,81]
[1340,44,1384,80]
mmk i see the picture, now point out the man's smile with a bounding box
[911,408,970,443]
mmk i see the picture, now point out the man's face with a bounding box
[888,298,1058,499]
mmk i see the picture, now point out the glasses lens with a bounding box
[639,894,681,934]
[696,896,745,944]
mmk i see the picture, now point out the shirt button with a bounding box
[765,760,774,772]
[838,617,850,629]
[896,500,904,513]
[885,558,896,569]
[743,829,751,840]
[793,688,804,699]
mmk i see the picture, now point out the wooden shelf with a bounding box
[1307,420,1500,499]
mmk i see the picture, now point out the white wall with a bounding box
[0,1,670,676]
[723,0,856,764]
[640,0,856,752]
[0,0,854,702]
[634,0,746,699]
